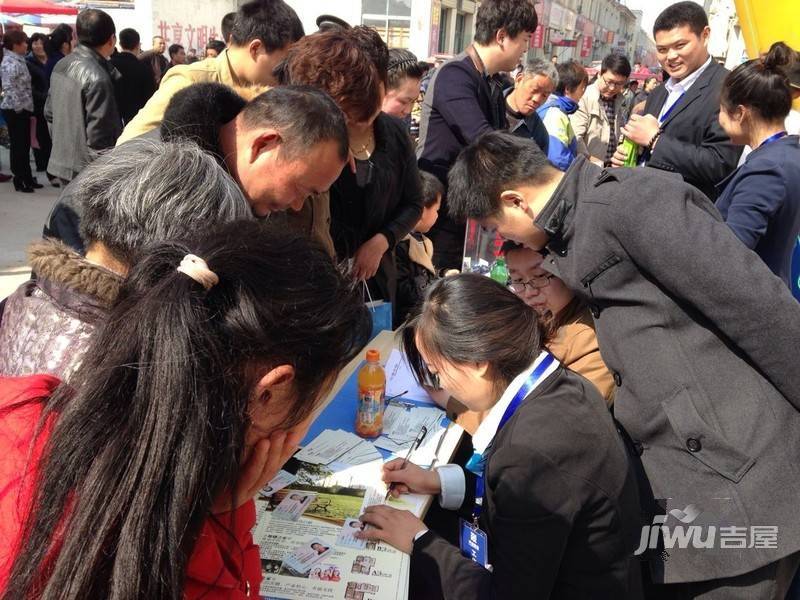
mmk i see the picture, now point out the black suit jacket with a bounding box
[110,51,156,124]
[411,367,644,599]
[644,61,741,200]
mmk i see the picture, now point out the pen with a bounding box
[385,424,427,501]
[384,391,408,404]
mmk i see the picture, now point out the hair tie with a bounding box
[177,254,219,290]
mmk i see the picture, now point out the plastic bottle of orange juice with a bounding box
[356,349,385,438]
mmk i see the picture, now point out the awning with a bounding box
[0,0,78,15]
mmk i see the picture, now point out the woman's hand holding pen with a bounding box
[381,458,441,498]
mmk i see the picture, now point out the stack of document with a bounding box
[384,349,436,405]
[294,429,383,466]
[374,405,447,467]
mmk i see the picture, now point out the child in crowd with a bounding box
[394,171,445,325]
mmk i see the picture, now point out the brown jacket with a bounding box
[447,307,614,435]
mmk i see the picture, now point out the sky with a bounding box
[621,0,705,41]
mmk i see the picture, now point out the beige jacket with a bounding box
[447,307,614,435]
[570,81,625,163]
[117,50,243,144]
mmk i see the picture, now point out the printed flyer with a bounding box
[253,459,424,600]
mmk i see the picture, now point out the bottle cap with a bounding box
[365,349,380,362]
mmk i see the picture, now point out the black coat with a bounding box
[44,44,122,181]
[110,51,156,124]
[411,367,644,599]
[25,54,49,115]
[330,113,423,307]
[643,61,741,200]
[537,156,800,583]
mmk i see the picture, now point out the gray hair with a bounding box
[79,139,251,263]
[522,57,559,88]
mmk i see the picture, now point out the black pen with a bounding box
[385,425,427,501]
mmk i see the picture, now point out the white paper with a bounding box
[336,517,367,549]
[384,349,436,405]
[337,439,383,466]
[281,537,333,574]
[273,491,316,521]
[260,469,297,497]
[381,405,444,443]
[294,429,363,465]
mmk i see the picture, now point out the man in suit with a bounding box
[446,131,800,599]
[613,2,741,200]
[110,28,156,124]
[571,53,630,167]
[416,0,538,271]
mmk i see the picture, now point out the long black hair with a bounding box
[721,41,797,122]
[401,274,544,389]
[3,220,371,599]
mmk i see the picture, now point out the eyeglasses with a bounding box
[600,73,627,90]
[509,274,556,293]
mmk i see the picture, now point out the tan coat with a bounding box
[118,51,242,144]
[447,307,614,435]
[570,81,625,163]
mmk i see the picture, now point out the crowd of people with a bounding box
[0,0,799,598]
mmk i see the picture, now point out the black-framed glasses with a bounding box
[600,73,627,90]
[509,274,556,293]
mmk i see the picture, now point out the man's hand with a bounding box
[352,234,389,281]
[382,458,442,497]
[610,144,630,168]
[357,505,427,554]
[211,430,301,514]
[621,113,660,146]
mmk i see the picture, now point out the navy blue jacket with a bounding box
[715,134,800,289]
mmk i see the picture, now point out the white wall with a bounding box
[148,0,237,51]
[284,0,362,35]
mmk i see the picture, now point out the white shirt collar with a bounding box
[665,54,713,94]
[471,350,560,454]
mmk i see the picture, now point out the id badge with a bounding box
[459,518,490,569]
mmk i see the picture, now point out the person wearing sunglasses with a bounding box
[571,53,631,167]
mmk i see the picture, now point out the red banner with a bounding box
[581,35,592,58]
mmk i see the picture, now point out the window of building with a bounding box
[454,12,466,53]
[363,0,412,47]
[438,6,451,53]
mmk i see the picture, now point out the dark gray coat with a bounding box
[536,156,800,584]
[44,44,122,181]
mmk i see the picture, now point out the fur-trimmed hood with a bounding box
[0,240,123,381]
[27,238,123,307]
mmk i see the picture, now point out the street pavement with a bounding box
[0,155,60,299]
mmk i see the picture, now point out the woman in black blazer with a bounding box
[358,274,644,599]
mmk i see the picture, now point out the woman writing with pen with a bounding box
[357,274,644,599]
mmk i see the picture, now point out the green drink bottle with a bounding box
[621,137,639,167]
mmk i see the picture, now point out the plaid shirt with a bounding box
[600,96,617,165]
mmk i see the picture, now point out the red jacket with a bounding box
[0,375,262,598]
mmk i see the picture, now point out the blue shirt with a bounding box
[716,134,800,289]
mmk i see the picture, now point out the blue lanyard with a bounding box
[659,91,685,124]
[464,352,557,520]
[759,131,788,148]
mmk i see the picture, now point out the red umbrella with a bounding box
[0,0,78,15]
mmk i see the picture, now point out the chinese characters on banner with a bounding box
[531,0,549,49]
[156,20,221,50]
[605,30,615,44]
[580,36,593,57]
